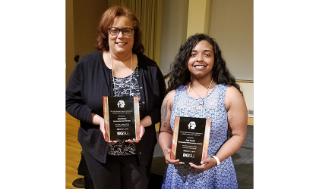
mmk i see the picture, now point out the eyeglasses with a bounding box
[108,27,134,36]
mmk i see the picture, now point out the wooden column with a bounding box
[186,0,211,38]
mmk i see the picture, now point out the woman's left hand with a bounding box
[126,115,150,143]
[125,125,145,143]
[189,157,217,171]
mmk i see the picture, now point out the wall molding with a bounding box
[236,80,253,83]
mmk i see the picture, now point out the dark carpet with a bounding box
[147,125,254,189]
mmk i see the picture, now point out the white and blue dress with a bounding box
[162,84,238,189]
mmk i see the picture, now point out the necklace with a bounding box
[110,53,133,96]
[188,79,213,106]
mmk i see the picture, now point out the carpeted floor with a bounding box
[148,125,254,189]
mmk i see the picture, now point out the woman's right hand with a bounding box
[163,149,183,165]
[93,113,118,144]
[99,119,118,144]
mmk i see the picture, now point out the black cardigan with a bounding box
[66,51,166,165]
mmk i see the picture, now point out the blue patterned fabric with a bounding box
[107,65,140,156]
[162,84,238,189]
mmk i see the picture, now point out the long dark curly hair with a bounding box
[166,33,242,95]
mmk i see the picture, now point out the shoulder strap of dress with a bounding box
[217,84,228,106]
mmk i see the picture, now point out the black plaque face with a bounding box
[175,117,207,164]
[108,96,136,140]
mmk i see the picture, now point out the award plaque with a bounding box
[103,96,141,142]
[171,116,211,164]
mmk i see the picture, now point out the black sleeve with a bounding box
[66,62,93,123]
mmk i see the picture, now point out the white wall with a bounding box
[160,0,189,75]
[238,82,254,117]
[161,0,253,80]
[209,0,253,80]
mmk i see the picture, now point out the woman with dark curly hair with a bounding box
[66,6,166,189]
[159,33,247,188]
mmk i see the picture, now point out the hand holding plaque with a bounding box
[125,125,145,143]
[171,116,211,165]
[103,96,141,142]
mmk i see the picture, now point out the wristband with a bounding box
[212,155,220,166]
[163,148,170,154]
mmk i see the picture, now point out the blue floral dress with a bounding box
[161,84,238,189]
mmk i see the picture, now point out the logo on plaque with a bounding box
[188,121,196,130]
[117,100,125,108]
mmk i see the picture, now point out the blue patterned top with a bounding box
[162,84,238,189]
[107,65,140,156]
